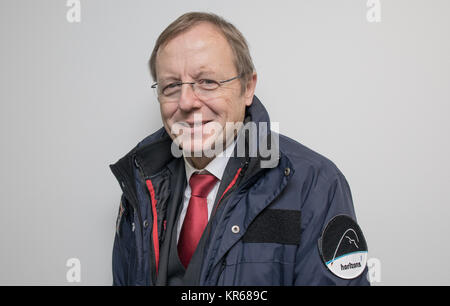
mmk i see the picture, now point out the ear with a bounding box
[244,72,257,106]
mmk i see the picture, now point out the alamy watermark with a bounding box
[65,1,381,24]
[366,0,382,23]
[169,114,280,169]
[66,258,81,283]
[66,0,81,23]
[367,257,382,283]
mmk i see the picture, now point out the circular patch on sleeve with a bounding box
[318,215,368,279]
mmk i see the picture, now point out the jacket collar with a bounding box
[130,95,277,178]
[110,95,282,208]
[183,139,237,183]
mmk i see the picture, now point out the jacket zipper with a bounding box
[133,156,159,285]
[211,169,242,217]
[145,179,159,278]
[210,160,249,220]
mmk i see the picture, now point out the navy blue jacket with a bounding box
[110,96,369,286]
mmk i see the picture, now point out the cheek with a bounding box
[207,96,240,122]
[160,105,177,131]
[160,103,176,118]
[227,98,246,122]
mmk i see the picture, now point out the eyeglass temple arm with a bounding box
[219,74,242,84]
[151,74,242,87]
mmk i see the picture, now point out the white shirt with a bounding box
[177,140,237,242]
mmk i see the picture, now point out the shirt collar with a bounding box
[183,139,237,183]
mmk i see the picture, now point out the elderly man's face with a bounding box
[155,22,256,157]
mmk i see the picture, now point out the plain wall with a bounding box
[0,0,449,285]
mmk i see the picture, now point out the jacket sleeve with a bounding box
[294,171,370,286]
[112,195,133,286]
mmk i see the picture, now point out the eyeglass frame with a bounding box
[151,73,243,100]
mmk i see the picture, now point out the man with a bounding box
[110,12,370,286]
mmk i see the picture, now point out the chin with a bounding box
[180,135,223,158]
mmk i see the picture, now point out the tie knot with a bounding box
[189,173,218,198]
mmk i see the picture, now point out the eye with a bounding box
[162,82,181,95]
[167,82,180,88]
[197,79,219,90]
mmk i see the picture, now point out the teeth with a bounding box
[191,121,208,126]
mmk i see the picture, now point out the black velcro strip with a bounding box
[242,209,301,245]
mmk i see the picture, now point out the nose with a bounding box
[178,83,202,112]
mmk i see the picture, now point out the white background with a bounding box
[0,0,449,285]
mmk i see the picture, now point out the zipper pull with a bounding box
[239,160,249,177]
[134,156,140,169]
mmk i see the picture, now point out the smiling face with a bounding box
[155,22,256,161]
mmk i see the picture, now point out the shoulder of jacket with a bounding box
[278,133,344,184]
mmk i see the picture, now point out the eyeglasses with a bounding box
[151,74,242,103]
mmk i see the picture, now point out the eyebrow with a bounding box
[192,70,216,79]
[158,69,217,83]
[158,76,179,84]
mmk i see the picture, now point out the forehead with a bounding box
[155,22,236,78]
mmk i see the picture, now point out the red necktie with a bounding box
[178,173,218,268]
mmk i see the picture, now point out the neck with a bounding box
[186,156,214,170]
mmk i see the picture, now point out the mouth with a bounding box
[185,120,212,128]
[186,120,212,130]
[171,120,220,139]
